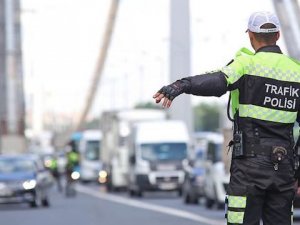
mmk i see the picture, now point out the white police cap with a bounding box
[247,11,280,33]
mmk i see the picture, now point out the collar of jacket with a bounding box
[255,45,282,54]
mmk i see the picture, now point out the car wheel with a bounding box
[136,189,143,198]
[128,189,135,197]
[183,192,190,204]
[182,179,191,203]
[29,198,38,208]
[106,180,114,192]
[183,187,192,204]
[30,190,42,208]
[41,197,50,207]
[178,189,183,197]
[217,202,224,210]
[184,187,199,204]
[205,196,214,209]
[191,195,199,204]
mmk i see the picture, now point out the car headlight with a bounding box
[99,170,107,178]
[98,170,108,184]
[23,179,37,190]
[71,171,80,180]
[0,182,6,189]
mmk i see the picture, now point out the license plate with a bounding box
[159,182,176,190]
[157,164,176,171]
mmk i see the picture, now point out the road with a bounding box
[1,183,300,225]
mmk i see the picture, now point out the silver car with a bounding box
[0,154,54,208]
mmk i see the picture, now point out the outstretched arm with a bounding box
[153,71,228,108]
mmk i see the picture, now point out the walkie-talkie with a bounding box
[232,110,244,158]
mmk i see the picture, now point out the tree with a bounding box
[134,102,161,109]
[83,118,100,130]
[193,102,221,132]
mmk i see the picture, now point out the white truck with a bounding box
[100,109,166,191]
[127,120,190,197]
[78,129,103,183]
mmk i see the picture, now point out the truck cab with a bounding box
[127,120,190,197]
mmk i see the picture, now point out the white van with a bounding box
[79,130,102,183]
[127,120,190,197]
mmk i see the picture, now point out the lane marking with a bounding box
[77,185,225,225]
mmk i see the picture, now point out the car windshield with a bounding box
[85,141,100,161]
[0,158,36,173]
[206,142,223,163]
[140,143,187,161]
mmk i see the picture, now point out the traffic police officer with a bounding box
[153,11,300,225]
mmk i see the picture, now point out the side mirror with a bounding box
[129,155,136,165]
[189,159,195,167]
[182,159,193,173]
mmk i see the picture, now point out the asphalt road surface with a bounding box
[1,183,300,225]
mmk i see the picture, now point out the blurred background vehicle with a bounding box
[182,132,225,205]
[100,109,166,191]
[78,129,102,183]
[65,164,80,197]
[182,157,206,204]
[202,133,230,209]
[127,120,190,197]
[0,154,53,208]
[41,152,63,192]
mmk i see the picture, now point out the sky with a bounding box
[20,0,284,130]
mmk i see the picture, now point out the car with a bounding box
[0,154,54,208]
[182,158,206,204]
[202,135,230,209]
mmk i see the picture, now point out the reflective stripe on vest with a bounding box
[244,64,300,83]
[239,104,297,123]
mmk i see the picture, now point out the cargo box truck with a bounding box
[100,109,166,191]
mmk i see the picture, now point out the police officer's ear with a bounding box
[247,31,256,50]
[275,31,280,42]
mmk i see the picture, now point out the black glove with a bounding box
[157,81,185,101]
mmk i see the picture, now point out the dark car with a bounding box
[294,186,300,208]
[182,159,206,204]
[0,154,53,208]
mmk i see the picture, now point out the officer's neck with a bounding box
[253,42,275,52]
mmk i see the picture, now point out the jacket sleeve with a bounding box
[178,71,228,97]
